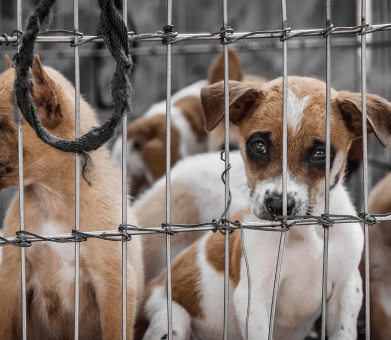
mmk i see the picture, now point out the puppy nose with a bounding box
[265,195,295,218]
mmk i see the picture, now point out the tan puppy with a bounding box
[138,76,391,340]
[359,172,391,340]
[0,56,143,339]
[111,50,247,198]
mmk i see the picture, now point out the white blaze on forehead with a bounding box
[287,89,309,133]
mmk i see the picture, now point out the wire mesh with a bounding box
[1,0,391,339]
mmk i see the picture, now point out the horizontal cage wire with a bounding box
[0,0,390,340]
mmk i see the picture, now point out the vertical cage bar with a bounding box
[122,0,129,338]
[320,1,332,339]
[73,0,81,338]
[222,0,230,339]
[165,0,173,339]
[268,1,288,338]
[360,0,370,339]
[17,0,27,338]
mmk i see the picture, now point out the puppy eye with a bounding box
[251,140,267,154]
[133,140,143,151]
[311,148,326,161]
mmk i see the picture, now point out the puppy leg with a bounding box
[0,248,21,340]
[142,286,191,340]
[88,245,130,339]
[326,269,363,340]
[234,286,270,339]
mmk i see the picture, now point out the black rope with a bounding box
[13,0,133,181]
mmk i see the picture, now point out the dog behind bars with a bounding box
[137,76,391,340]
[0,56,144,339]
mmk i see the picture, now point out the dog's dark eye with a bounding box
[307,143,335,171]
[133,140,143,151]
[246,131,271,166]
[311,148,326,161]
[251,140,267,154]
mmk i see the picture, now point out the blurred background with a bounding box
[0,0,390,228]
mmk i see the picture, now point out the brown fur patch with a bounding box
[4,54,12,69]
[360,173,391,340]
[144,242,203,317]
[205,207,250,287]
[135,182,204,284]
[208,49,244,84]
[208,120,241,151]
[127,114,181,181]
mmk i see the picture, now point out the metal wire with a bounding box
[361,1,371,339]
[165,1,174,339]
[0,211,383,247]
[15,0,27,338]
[121,0,128,337]
[222,43,230,340]
[2,23,391,45]
[320,1,332,338]
[73,0,81,338]
[221,1,231,339]
[267,1,288,339]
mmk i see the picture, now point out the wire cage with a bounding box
[1,0,391,339]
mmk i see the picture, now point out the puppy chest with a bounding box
[25,225,92,319]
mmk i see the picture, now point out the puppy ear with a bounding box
[337,90,391,147]
[208,50,244,84]
[201,80,260,131]
[31,55,62,129]
[4,54,12,69]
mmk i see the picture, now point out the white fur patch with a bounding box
[112,137,155,185]
[251,171,309,218]
[193,234,242,339]
[111,136,124,170]
[144,80,207,119]
[171,106,207,158]
[39,222,77,262]
[132,151,249,223]
[287,89,309,133]
[143,285,192,340]
[330,152,344,187]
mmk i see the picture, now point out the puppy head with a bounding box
[0,55,98,190]
[119,114,180,197]
[201,77,391,220]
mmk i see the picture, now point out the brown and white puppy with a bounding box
[111,50,246,198]
[359,172,391,340]
[0,56,143,339]
[137,76,391,340]
[132,151,249,284]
